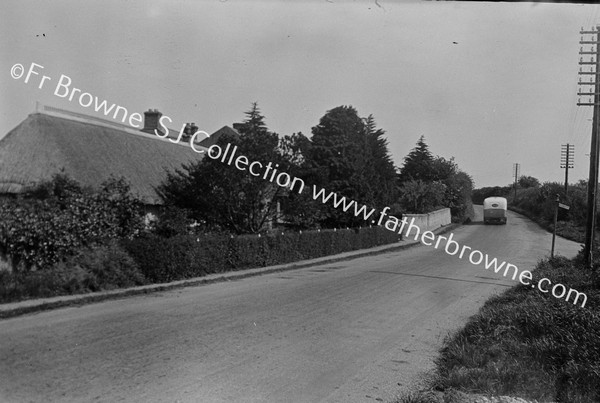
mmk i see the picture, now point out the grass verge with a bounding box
[395,253,600,403]
[508,205,585,243]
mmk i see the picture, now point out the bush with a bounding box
[0,174,144,271]
[399,179,446,214]
[60,240,146,291]
[508,181,599,240]
[0,241,145,302]
[150,206,197,238]
[442,171,474,222]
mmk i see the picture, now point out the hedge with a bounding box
[121,226,400,283]
[0,241,146,303]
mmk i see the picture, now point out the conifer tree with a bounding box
[398,135,435,183]
[158,103,284,234]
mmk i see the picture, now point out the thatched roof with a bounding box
[0,108,208,204]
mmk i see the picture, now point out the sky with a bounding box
[1,0,599,188]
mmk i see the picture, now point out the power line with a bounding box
[512,163,520,201]
[578,25,600,267]
[561,143,574,194]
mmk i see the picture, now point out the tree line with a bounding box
[158,103,474,234]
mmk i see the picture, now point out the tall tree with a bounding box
[397,136,474,220]
[430,156,458,182]
[363,114,398,207]
[305,106,397,228]
[158,103,285,234]
[309,106,364,193]
[398,135,435,183]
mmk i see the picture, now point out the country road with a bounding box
[0,208,582,403]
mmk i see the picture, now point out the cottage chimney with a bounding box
[190,122,199,137]
[181,123,192,141]
[143,109,162,133]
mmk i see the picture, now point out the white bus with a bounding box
[483,197,507,225]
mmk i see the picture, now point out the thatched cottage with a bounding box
[0,105,239,205]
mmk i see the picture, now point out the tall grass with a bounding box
[396,254,600,403]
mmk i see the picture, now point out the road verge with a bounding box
[394,253,600,402]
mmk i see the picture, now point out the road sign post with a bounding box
[552,195,570,259]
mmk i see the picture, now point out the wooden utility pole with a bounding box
[512,163,520,201]
[561,144,574,195]
[578,26,600,268]
[551,195,560,259]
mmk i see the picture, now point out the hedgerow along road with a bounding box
[0,207,581,403]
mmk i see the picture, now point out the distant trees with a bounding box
[518,175,541,189]
[472,186,512,205]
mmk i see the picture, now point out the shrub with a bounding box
[507,181,600,241]
[0,242,145,302]
[0,174,144,271]
[150,206,197,238]
[60,240,146,291]
[399,179,446,214]
[442,171,474,222]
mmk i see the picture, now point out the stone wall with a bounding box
[402,208,451,238]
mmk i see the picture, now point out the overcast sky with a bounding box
[1,0,599,188]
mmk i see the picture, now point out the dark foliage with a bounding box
[303,106,398,228]
[0,241,145,302]
[398,135,435,183]
[150,206,198,238]
[518,175,541,189]
[472,185,512,205]
[122,226,399,283]
[158,103,289,234]
[510,181,592,229]
[397,137,474,220]
[0,174,144,272]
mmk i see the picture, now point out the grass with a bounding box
[0,241,146,304]
[395,253,600,403]
[508,205,586,243]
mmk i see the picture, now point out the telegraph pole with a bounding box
[561,143,574,195]
[512,163,520,201]
[578,26,600,267]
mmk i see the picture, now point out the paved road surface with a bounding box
[0,208,581,403]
